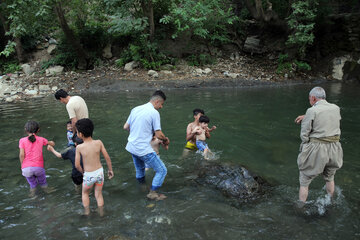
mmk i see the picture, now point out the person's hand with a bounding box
[108,170,114,179]
[211,126,217,131]
[47,145,54,151]
[163,137,170,145]
[295,115,305,124]
[48,141,55,147]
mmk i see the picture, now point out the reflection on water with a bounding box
[0,84,359,239]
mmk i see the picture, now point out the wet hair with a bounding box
[54,89,68,100]
[67,120,72,125]
[75,118,94,138]
[199,115,210,123]
[150,90,166,101]
[193,108,204,116]
[24,121,40,143]
[72,135,83,145]
[309,86,326,99]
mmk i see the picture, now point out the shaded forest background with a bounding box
[0,0,359,77]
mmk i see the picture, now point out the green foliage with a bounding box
[0,41,16,57]
[116,34,174,70]
[41,38,78,70]
[276,54,292,74]
[294,60,311,71]
[160,0,238,45]
[286,0,318,59]
[0,59,21,74]
[276,53,311,74]
[186,54,216,66]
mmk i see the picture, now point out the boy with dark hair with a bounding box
[193,115,213,160]
[47,136,84,187]
[74,118,114,215]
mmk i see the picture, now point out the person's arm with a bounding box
[47,145,62,158]
[71,117,78,132]
[295,115,305,124]
[155,130,170,145]
[47,141,55,147]
[19,148,25,166]
[100,141,114,179]
[123,122,130,131]
[208,126,217,132]
[300,110,314,143]
[75,147,83,174]
[186,124,196,142]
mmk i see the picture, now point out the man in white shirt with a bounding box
[55,89,89,131]
[124,90,170,200]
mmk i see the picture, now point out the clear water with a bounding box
[0,83,359,239]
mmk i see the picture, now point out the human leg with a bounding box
[299,186,309,202]
[132,154,146,183]
[143,152,167,200]
[325,180,335,197]
[94,184,104,207]
[82,185,92,215]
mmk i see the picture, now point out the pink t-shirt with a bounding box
[19,135,48,169]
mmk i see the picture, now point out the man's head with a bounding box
[193,108,204,120]
[150,90,166,110]
[309,86,326,106]
[55,89,69,104]
[75,118,94,139]
[199,115,209,128]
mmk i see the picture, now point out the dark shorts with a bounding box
[72,173,83,185]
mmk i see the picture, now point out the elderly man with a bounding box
[295,86,343,203]
[124,90,170,200]
[55,89,89,132]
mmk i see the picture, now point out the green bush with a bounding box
[276,53,292,74]
[186,54,216,66]
[0,60,21,74]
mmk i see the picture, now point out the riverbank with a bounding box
[0,55,325,103]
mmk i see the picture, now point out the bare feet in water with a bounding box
[147,191,167,201]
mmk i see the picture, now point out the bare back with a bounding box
[76,139,103,172]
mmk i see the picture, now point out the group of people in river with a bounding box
[18,86,343,215]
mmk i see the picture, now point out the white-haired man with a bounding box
[295,86,343,203]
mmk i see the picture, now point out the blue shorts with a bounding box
[196,140,208,152]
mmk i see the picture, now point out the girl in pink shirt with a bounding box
[19,121,55,196]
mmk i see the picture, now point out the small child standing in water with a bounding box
[66,121,75,147]
[19,121,55,196]
[74,118,114,215]
[47,136,84,189]
[193,116,213,160]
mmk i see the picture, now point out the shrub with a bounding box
[186,54,216,66]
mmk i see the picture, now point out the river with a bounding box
[0,83,359,239]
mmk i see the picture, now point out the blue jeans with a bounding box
[131,152,167,191]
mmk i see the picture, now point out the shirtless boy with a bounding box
[74,118,114,215]
[185,109,216,151]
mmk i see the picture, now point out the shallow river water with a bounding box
[0,83,359,239]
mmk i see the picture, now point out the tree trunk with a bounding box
[0,10,8,49]
[141,0,155,40]
[54,1,89,69]
[0,9,26,62]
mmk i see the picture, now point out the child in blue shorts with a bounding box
[193,115,213,160]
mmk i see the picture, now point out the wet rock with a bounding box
[46,66,64,76]
[39,85,50,91]
[148,70,159,78]
[203,68,212,74]
[196,163,266,202]
[21,64,34,76]
[102,43,112,59]
[47,44,57,55]
[124,61,139,71]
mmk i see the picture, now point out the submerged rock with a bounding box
[196,163,267,202]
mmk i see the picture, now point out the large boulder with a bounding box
[124,61,139,71]
[196,163,267,202]
[46,66,64,76]
[21,64,34,76]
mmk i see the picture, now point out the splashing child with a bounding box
[193,115,214,160]
[19,121,55,196]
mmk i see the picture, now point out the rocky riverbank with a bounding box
[0,55,321,103]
